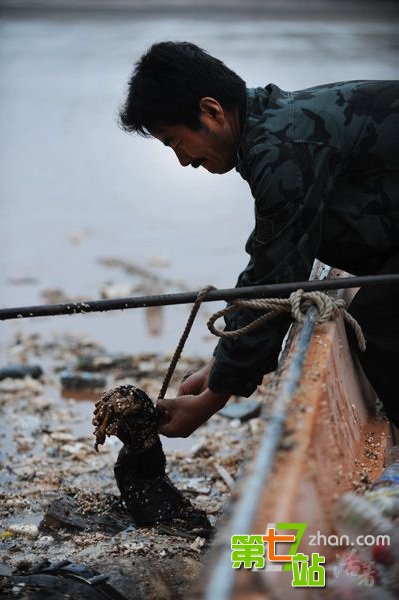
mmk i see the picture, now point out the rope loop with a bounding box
[289,289,345,323]
[158,285,216,400]
[158,286,366,401]
[207,289,366,351]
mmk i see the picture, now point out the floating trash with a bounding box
[0,365,43,381]
[60,371,106,392]
[218,399,261,421]
[0,560,128,600]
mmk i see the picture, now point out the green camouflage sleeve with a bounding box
[208,140,341,396]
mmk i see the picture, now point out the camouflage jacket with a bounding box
[209,80,399,396]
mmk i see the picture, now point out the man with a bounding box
[119,41,399,437]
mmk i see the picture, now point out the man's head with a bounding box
[119,41,246,173]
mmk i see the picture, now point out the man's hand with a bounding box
[157,388,230,438]
[178,358,215,396]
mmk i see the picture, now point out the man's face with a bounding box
[152,99,240,174]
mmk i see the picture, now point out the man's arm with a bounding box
[157,141,341,436]
[157,387,230,437]
[209,140,341,396]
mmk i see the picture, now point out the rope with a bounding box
[207,289,366,351]
[158,287,365,400]
[158,285,216,400]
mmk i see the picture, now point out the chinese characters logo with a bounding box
[231,523,325,588]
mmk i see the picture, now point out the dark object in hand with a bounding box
[93,385,212,534]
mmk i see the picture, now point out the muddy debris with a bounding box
[40,288,89,305]
[0,330,270,599]
[0,560,131,600]
[93,385,213,536]
[100,282,143,300]
[40,490,133,535]
[97,256,190,293]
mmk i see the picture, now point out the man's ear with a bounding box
[199,97,225,124]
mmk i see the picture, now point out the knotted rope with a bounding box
[158,287,365,400]
[207,289,366,351]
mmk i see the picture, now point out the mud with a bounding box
[0,331,268,598]
[93,385,212,534]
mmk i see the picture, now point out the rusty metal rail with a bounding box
[202,261,333,599]
[204,304,318,600]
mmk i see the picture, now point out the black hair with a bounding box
[119,41,246,136]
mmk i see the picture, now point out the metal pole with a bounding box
[204,306,318,600]
[1,273,398,321]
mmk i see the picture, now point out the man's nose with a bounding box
[174,148,190,167]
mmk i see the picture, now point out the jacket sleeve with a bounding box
[208,140,341,396]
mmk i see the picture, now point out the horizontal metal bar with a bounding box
[1,273,398,321]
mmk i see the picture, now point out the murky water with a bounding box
[0,10,397,590]
[0,9,398,361]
